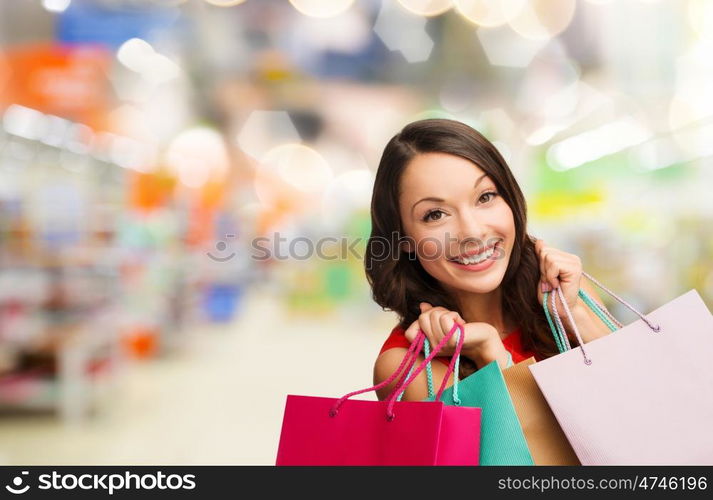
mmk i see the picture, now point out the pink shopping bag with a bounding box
[276,324,481,465]
[530,272,713,465]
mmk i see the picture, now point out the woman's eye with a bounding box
[479,191,498,204]
[422,210,444,222]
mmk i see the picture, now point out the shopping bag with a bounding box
[427,358,534,465]
[502,357,580,465]
[415,335,532,465]
[276,323,482,465]
[530,271,713,465]
[501,286,619,465]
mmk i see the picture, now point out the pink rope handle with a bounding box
[384,324,461,404]
[328,331,425,417]
[381,331,428,402]
[434,327,464,401]
[385,322,465,421]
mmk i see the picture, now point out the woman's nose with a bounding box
[455,215,488,249]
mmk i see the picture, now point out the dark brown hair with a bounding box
[364,118,559,376]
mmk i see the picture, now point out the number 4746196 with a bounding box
[638,477,707,491]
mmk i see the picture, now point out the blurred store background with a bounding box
[0,0,711,464]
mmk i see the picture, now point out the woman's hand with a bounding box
[535,239,583,313]
[403,302,508,368]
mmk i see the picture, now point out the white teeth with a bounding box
[455,246,495,265]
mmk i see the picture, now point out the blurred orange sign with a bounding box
[1,43,112,130]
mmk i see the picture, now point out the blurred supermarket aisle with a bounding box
[2,0,713,466]
[0,286,393,465]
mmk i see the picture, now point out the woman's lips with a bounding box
[447,241,501,272]
[449,243,497,261]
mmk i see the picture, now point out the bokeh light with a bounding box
[236,111,301,160]
[41,0,71,13]
[476,25,548,67]
[454,0,525,28]
[203,0,247,6]
[165,127,230,188]
[116,38,181,85]
[374,0,435,63]
[507,0,577,41]
[289,0,355,19]
[397,0,453,17]
[263,143,332,194]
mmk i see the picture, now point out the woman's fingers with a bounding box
[404,319,420,343]
[535,239,553,288]
[418,306,441,348]
[535,241,583,310]
[429,309,443,342]
[417,306,450,354]
[543,254,562,289]
[409,302,467,355]
[538,241,573,289]
[439,311,463,347]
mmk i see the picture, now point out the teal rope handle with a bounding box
[544,288,622,353]
[504,350,513,368]
[578,289,619,332]
[396,361,418,402]
[543,290,568,354]
[423,337,435,397]
[451,336,461,405]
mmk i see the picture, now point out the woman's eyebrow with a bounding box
[410,173,488,214]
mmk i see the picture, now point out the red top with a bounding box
[378,324,542,367]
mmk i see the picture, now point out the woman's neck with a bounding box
[452,287,513,338]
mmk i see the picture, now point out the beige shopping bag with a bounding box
[503,357,580,465]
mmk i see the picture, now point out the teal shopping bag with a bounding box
[416,333,533,466]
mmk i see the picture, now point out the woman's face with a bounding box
[398,152,515,295]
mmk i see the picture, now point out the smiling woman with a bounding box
[399,153,515,295]
[365,119,612,401]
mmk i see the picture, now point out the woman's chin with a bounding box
[441,269,506,294]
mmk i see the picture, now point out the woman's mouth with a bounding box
[447,241,501,272]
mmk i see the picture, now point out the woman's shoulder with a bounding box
[378,324,410,355]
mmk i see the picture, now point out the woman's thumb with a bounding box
[419,302,431,312]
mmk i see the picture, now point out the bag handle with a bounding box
[389,328,463,406]
[329,323,464,421]
[577,288,622,332]
[543,289,570,354]
[385,323,464,420]
[581,271,660,333]
[545,272,662,365]
[397,333,515,402]
[551,286,590,363]
[395,336,436,402]
[379,332,429,406]
[578,289,622,330]
[545,289,622,355]
[328,331,424,417]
